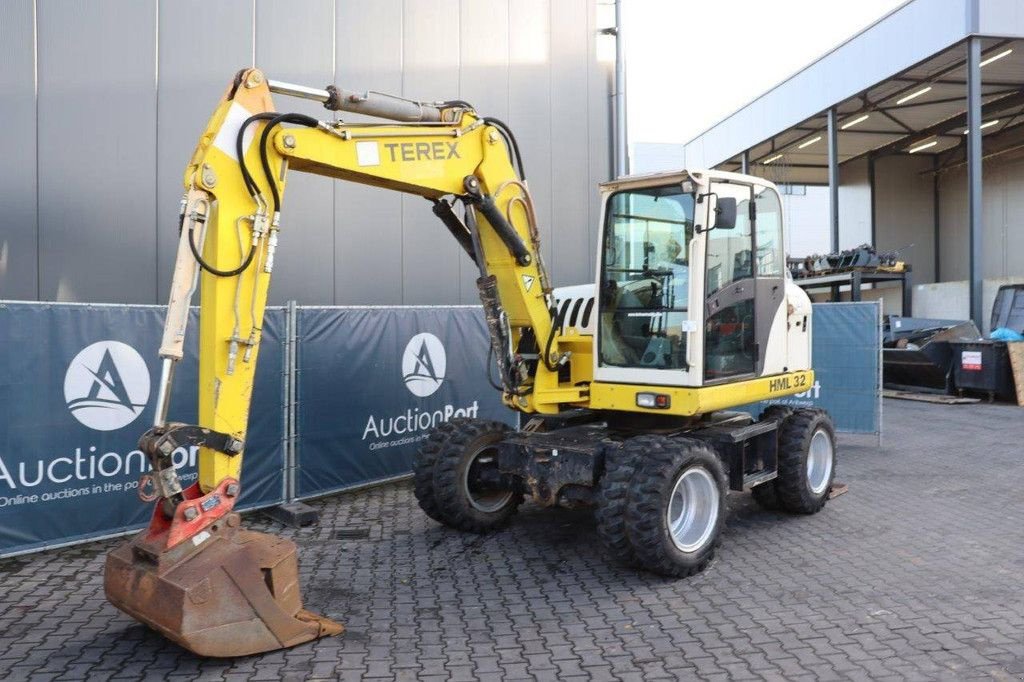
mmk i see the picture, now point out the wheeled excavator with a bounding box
[104,68,837,658]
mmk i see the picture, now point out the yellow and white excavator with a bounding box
[104,68,836,657]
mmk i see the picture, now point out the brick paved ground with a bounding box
[2,398,1023,681]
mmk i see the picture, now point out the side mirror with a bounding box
[713,197,737,230]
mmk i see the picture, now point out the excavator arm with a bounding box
[104,68,588,657]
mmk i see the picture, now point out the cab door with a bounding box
[703,180,756,382]
[751,184,787,376]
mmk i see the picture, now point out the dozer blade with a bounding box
[104,512,342,657]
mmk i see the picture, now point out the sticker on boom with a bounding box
[384,141,460,162]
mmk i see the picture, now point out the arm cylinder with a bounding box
[268,79,442,122]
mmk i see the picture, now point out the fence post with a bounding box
[287,299,298,502]
[264,301,320,527]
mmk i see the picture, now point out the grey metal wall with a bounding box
[938,154,1024,282]
[0,0,613,305]
[874,155,937,285]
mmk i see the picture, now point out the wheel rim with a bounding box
[666,466,720,553]
[463,445,513,513]
[806,429,834,495]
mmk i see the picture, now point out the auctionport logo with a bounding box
[64,341,150,432]
[402,332,446,397]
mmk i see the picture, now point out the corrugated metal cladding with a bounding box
[0,0,613,305]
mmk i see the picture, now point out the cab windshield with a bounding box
[598,185,695,370]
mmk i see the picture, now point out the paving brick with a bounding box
[2,400,1023,680]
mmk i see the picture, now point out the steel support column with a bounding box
[967,38,983,328]
[868,154,876,247]
[741,150,749,175]
[827,108,840,253]
[933,155,941,282]
[612,0,628,178]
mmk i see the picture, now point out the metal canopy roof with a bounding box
[682,0,1024,185]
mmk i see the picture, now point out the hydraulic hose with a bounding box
[237,113,277,198]
[482,117,526,181]
[187,216,257,278]
[542,302,569,372]
[257,113,320,213]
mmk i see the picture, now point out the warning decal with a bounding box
[962,350,982,371]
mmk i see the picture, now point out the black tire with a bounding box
[413,418,522,533]
[595,439,643,566]
[775,408,836,514]
[625,436,727,578]
[750,405,794,510]
[413,421,457,524]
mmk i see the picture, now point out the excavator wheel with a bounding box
[414,418,522,533]
[413,420,460,525]
[623,436,727,578]
[773,408,836,514]
[595,440,642,567]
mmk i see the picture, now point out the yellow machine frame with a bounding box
[169,69,812,494]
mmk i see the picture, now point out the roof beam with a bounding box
[868,38,1014,108]
[749,40,1020,167]
[891,77,1024,88]
[870,88,1024,158]
[793,126,909,136]
[881,88,1020,111]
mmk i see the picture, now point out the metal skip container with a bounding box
[949,340,1015,402]
[883,317,982,392]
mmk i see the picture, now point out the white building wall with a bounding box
[913,151,1024,328]
[781,187,829,258]
[838,157,873,251]
[631,142,685,174]
[938,153,1024,283]
[874,155,936,285]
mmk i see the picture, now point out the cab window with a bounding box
[704,185,755,379]
[598,186,694,370]
[754,185,784,277]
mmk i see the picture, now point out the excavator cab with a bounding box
[595,171,808,390]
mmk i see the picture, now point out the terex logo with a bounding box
[402,333,446,398]
[64,341,150,431]
[384,141,460,162]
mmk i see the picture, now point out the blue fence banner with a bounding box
[294,306,514,498]
[0,302,285,558]
[0,300,879,558]
[742,302,882,434]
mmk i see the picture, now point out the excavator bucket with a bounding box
[104,482,342,657]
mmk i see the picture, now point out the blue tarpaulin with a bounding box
[293,306,514,498]
[0,302,285,557]
[741,302,882,434]
[0,300,880,558]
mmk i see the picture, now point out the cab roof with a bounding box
[599,169,779,193]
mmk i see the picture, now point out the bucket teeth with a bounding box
[104,521,342,658]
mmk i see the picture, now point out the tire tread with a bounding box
[774,408,835,514]
[415,418,522,533]
[624,437,727,578]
